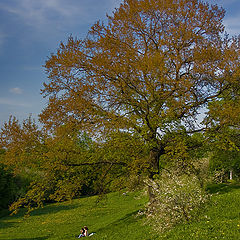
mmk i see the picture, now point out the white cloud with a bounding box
[9,87,23,95]
[0,98,31,107]
[0,0,123,32]
[0,0,86,30]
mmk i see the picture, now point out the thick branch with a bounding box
[67,161,127,167]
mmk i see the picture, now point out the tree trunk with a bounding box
[149,147,162,179]
[147,185,156,204]
[148,146,163,203]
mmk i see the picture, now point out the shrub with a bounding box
[0,164,19,210]
[144,171,210,233]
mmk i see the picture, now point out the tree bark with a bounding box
[147,146,164,203]
[149,146,163,179]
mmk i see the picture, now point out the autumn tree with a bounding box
[40,0,239,178]
[0,116,134,214]
[0,116,102,214]
[204,44,240,179]
[0,116,45,175]
[7,123,94,215]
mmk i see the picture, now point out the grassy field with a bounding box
[161,183,240,240]
[0,191,157,240]
[1,184,240,240]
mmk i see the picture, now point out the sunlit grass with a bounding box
[0,191,157,240]
[161,183,240,240]
[1,184,240,239]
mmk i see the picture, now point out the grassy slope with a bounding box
[0,191,158,240]
[162,183,240,240]
[1,184,240,240]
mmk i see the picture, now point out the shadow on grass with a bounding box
[0,220,19,229]
[30,203,80,217]
[206,183,240,194]
[94,210,158,240]
[6,237,50,240]
[4,202,80,219]
[99,210,140,230]
[0,203,80,230]
[0,209,11,218]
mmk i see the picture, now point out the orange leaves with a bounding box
[0,116,44,173]
[40,0,240,167]
[208,98,240,128]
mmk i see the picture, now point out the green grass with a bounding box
[1,184,240,240]
[0,191,158,240]
[162,183,240,240]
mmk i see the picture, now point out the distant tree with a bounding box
[40,0,240,179]
[207,127,240,181]
[205,79,240,179]
[0,117,98,214]
[210,149,240,180]
[0,150,30,211]
[0,116,133,214]
[0,115,45,175]
[0,163,16,210]
[206,56,240,130]
[0,117,125,214]
[94,130,150,191]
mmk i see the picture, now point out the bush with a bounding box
[0,164,18,210]
[0,164,31,211]
[144,171,210,233]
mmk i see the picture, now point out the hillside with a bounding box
[0,191,157,240]
[1,184,240,240]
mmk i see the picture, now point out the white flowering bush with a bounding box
[144,171,210,233]
[211,168,226,183]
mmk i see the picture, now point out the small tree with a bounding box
[144,171,209,233]
[0,115,45,175]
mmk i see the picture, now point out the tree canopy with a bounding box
[40,0,240,176]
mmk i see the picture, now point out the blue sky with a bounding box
[0,0,239,127]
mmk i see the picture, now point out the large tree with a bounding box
[40,0,240,178]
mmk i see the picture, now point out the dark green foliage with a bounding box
[0,149,36,212]
[208,128,240,180]
[210,150,240,173]
[0,164,20,210]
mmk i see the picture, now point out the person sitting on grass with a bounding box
[78,228,85,238]
[78,226,89,238]
[83,226,88,236]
